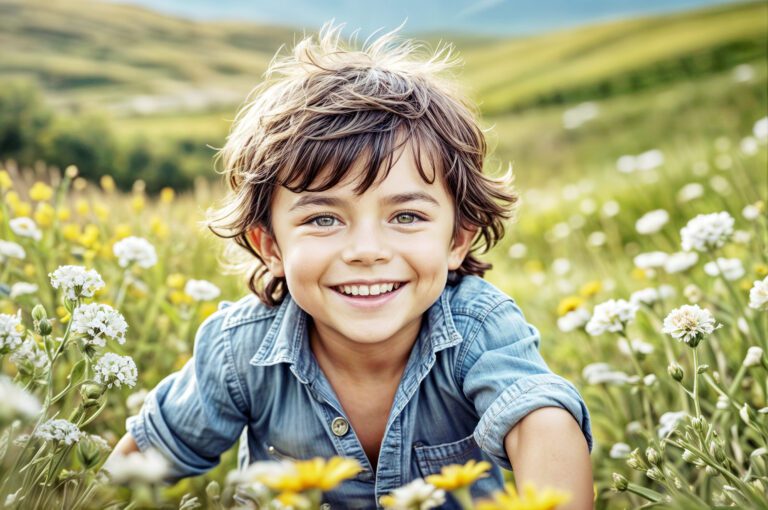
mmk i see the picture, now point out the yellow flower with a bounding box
[160,187,175,204]
[475,482,570,510]
[274,492,311,509]
[75,198,90,216]
[578,280,602,298]
[56,306,70,324]
[150,216,169,239]
[12,201,31,217]
[425,459,491,490]
[29,182,53,202]
[100,175,116,193]
[57,207,71,221]
[62,223,81,242]
[557,296,583,316]
[524,260,544,273]
[755,264,768,277]
[23,264,35,277]
[6,191,20,206]
[0,170,12,190]
[169,290,193,306]
[166,273,186,289]
[34,202,55,228]
[199,302,217,320]
[115,223,132,239]
[132,195,145,213]
[260,457,362,493]
[631,267,647,281]
[93,202,109,221]
[79,224,101,248]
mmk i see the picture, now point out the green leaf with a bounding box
[67,359,86,383]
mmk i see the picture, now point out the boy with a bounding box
[109,22,594,509]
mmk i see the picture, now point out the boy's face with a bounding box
[248,142,477,347]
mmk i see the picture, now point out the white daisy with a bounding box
[380,478,445,510]
[703,258,745,281]
[677,183,704,203]
[748,276,768,310]
[662,304,720,347]
[0,239,26,261]
[94,353,138,388]
[49,265,105,301]
[35,418,82,445]
[633,251,668,269]
[113,236,158,269]
[0,310,23,352]
[680,212,734,252]
[630,287,660,306]
[10,338,48,370]
[635,209,669,234]
[664,251,698,274]
[71,303,128,347]
[742,204,761,221]
[184,279,221,302]
[557,308,591,333]
[586,299,638,336]
[9,217,42,241]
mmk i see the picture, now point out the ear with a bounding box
[246,226,285,278]
[448,223,479,271]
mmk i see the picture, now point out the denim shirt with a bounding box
[127,274,592,509]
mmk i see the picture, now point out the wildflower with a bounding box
[741,136,758,155]
[9,217,42,241]
[475,482,570,510]
[184,279,221,301]
[610,443,631,459]
[49,265,105,301]
[749,276,768,310]
[0,239,25,261]
[10,282,38,299]
[657,411,687,438]
[507,243,527,259]
[601,200,620,217]
[683,284,703,303]
[680,212,734,252]
[35,418,82,445]
[113,236,158,269]
[703,258,745,281]
[552,258,571,276]
[643,374,657,387]
[28,182,53,202]
[160,187,175,203]
[636,149,664,171]
[103,448,170,484]
[635,209,669,234]
[617,338,654,357]
[94,353,138,388]
[742,203,761,220]
[71,303,128,347]
[677,183,704,203]
[662,304,720,347]
[0,310,23,352]
[100,175,116,193]
[582,363,631,385]
[616,155,636,173]
[579,280,602,298]
[716,395,729,410]
[557,296,583,316]
[585,299,638,336]
[633,251,668,269]
[630,287,660,306]
[0,170,12,190]
[258,457,362,493]
[587,231,606,247]
[10,338,48,370]
[754,116,768,142]
[380,478,446,510]
[557,308,590,333]
[0,375,41,422]
[744,346,764,368]
[425,460,491,490]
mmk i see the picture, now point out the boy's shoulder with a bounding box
[446,275,516,321]
[200,293,281,337]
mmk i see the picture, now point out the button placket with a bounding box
[331,416,349,437]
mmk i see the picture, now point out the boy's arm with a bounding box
[504,407,594,510]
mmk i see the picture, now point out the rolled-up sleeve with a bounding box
[460,299,593,470]
[126,311,249,480]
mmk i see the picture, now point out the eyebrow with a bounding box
[288,191,440,212]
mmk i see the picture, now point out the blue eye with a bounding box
[304,211,426,228]
[393,212,423,224]
[307,215,339,227]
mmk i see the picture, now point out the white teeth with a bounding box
[336,282,402,296]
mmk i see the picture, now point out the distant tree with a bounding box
[0,80,53,164]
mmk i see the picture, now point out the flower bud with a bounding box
[77,437,103,469]
[38,318,52,336]
[667,362,684,382]
[645,447,662,467]
[646,467,664,482]
[80,383,104,405]
[709,441,727,464]
[31,304,47,321]
[611,473,628,491]
[691,416,708,435]
[682,449,697,463]
[627,448,646,471]
[697,364,709,374]
[705,466,719,477]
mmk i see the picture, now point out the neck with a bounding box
[309,316,421,382]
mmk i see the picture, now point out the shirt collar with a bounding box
[249,285,463,384]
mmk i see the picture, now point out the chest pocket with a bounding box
[413,434,485,476]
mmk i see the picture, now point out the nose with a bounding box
[340,221,392,265]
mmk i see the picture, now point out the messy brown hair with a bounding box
[205,21,518,307]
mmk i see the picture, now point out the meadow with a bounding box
[1,1,767,508]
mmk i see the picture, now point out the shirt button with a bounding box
[331,417,349,437]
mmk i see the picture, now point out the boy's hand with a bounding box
[104,433,140,470]
[504,406,594,510]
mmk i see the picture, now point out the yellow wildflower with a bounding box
[6,191,20,206]
[34,202,55,228]
[578,280,602,298]
[100,175,116,193]
[166,273,186,289]
[160,187,175,204]
[199,302,217,320]
[56,306,71,324]
[169,290,193,306]
[755,264,768,277]
[57,207,71,221]
[115,223,132,239]
[0,170,12,190]
[557,296,584,316]
[150,216,169,239]
[12,201,31,217]
[274,492,311,509]
[75,198,90,216]
[631,267,647,281]
[524,260,544,273]
[425,460,491,491]
[132,195,145,213]
[23,264,35,277]
[259,457,362,493]
[29,182,53,202]
[62,223,81,242]
[73,177,88,191]
[79,224,100,248]
[93,202,109,221]
[475,482,570,510]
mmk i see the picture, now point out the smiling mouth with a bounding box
[329,282,408,299]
